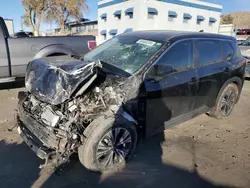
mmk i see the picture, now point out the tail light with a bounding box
[88,41,96,50]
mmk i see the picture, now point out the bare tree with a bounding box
[22,0,48,35]
[46,0,89,33]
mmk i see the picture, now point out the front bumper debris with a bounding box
[16,116,53,160]
[16,97,69,167]
[17,101,67,150]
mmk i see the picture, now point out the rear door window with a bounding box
[157,40,194,71]
[222,41,234,60]
[197,40,223,66]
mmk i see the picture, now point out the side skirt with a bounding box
[148,106,211,137]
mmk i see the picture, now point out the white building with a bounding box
[97,0,222,44]
[4,19,14,35]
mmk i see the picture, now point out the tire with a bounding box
[210,83,239,119]
[78,115,137,171]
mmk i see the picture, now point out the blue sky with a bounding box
[1,0,250,32]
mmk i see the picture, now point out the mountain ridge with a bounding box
[222,12,250,29]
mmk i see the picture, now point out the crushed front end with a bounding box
[16,57,128,167]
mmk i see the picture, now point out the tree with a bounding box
[46,0,89,33]
[22,0,48,35]
[221,14,234,24]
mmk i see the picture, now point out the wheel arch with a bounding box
[34,44,77,59]
[217,76,243,104]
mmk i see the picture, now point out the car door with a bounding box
[143,39,199,136]
[194,39,233,109]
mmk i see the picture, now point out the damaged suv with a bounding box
[17,31,246,171]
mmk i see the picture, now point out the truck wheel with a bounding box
[210,83,239,119]
[78,116,137,171]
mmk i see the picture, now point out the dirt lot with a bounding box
[0,81,250,188]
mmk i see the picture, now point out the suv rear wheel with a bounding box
[78,116,137,171]
[210,83,239,119]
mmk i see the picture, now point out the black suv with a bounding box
[17,31,246,171]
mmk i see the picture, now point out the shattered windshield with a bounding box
[84,36,163,74]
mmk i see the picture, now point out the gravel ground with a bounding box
[0,81,250,188]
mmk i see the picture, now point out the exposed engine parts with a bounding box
[19,58,141,169]
[21,81,127,167]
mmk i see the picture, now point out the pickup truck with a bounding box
[0,17,96,83]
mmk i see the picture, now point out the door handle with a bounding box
[188,77,197,85]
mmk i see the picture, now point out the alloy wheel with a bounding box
[96,127,132,168]
[220,90,236,116]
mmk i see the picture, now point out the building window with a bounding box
[183,13,192,24]
[148,7,158,19]
[109,29,118,36]
[100,30,107,40]
[114,10,121,20]
[127,13,133,19]
[209,17,217,26]
[168,11,177,17]
[197,15,205,25]
[100,13,107,22]
[197,20,202,25]
[125,8,134,19]
[168,11,177,22]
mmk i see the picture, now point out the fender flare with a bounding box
[216,76,243,104]
[34,44,77,59]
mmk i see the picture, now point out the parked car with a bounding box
[237,39,246,45]
[17,31,246,171]
[237,29,249,35]
[13,31,34,38]
[13,31,30,38]
[0,17,96,83]
[238,36,250,77]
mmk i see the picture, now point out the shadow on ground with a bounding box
[0,134,237,188]
[0,80,24,90]
[0,140,43,187]
[41,134,235,188]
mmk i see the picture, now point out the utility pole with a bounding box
[20,17,23,31]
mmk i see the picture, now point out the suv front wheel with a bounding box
[210,83,239,119]
[78,116,137,171]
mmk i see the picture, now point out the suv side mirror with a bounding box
[154,64,174,76]
[146,64,174,82]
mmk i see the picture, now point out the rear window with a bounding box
[197,40,223,66]
[222,41,234,60]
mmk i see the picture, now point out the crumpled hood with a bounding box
[25,56,102,105]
